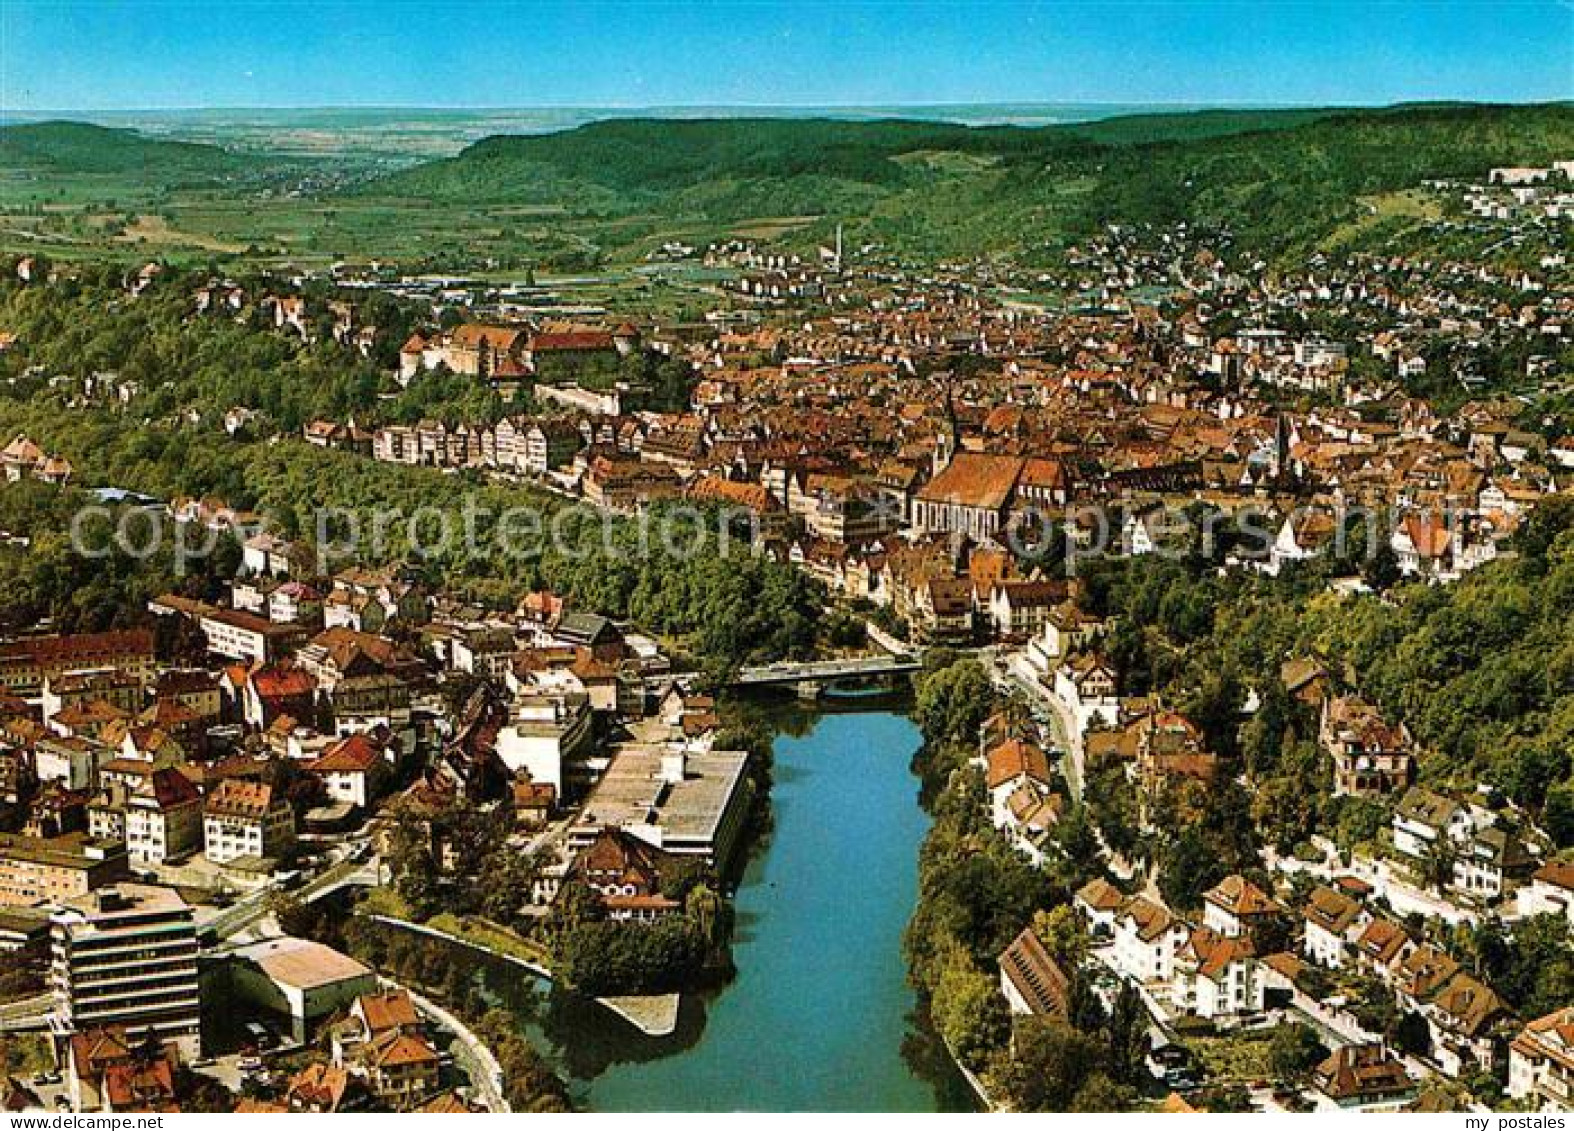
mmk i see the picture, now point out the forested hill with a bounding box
[0,120,251,178]
[365,102,1574,257]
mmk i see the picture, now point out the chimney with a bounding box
[660,750,687,785]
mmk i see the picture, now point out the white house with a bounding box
[1391,786,1480,861]
[1301,884,1367,969]
[1111,896,1188,985]
[1075,877,1125,935]
[1518,862,1574,926]
[1175,928,1263,1019]
[203,780,295,865]
[1201,875,1284,940]
[1053,652,1120,732]
[305,733,390,812]
[1508,1006,1574,1111]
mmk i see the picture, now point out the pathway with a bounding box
[399,982,510,1114]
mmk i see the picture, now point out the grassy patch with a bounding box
[1184,1030,1275,1085]
[425,913,552,966]
[356,887,552,967]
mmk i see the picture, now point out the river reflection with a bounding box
[482,704,975,1112]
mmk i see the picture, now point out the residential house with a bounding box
[567,827,681,923]
[1312,1045,1417,1110]
[1352,917,1418,984]
[1111,896,1188,985]
[1053,652,1120,731]
[1508,1005,1574,1111]
[986,580,1064,640]
[998,927,1070,1021]
[92,767,202,865]
[1391,786,1476,862]
[1424,972,1512,1079]
[1518,862,1574,926]
[984,737,1061,865]
[305,734,389,812]
[1174,927,1263,1020]
[203,780,294,865]
[1074,876,1125,936]
[333,989,441,1111]
[1202,875,1286,941]
[1302,884,1367,969]
[1319,695,1415,797]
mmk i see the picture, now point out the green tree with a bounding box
[993,1019,1104,1112]
[1268,1022,1327,1083]
[1105,982,1152,1087]
[930,947,1011,1072]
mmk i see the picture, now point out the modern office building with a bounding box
[50,884,202,1059]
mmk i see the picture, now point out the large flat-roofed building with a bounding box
[0,833,128,907]
[223,936,379,1044]
[50,884,202,1059]
[568,744,753,871]
[148,596,305,664]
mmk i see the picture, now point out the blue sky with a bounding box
[3,1,1569,111]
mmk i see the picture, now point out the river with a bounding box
[486,703,974,1112]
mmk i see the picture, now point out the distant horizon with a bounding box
[9,96,1568,122]
[3,1,1568,113]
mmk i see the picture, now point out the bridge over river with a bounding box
[732,653,922,697]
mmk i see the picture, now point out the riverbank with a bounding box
[367,912,552,978]
[904,654,1149,1113]
[596,994,681,1037]
[483,705,971,1111]
[297,905,574,1111]
[368,912,681,1037]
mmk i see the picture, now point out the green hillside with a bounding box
[0,119,250,179]
[0,104,1567,269]
[364,102,1574,259]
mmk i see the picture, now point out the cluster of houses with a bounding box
[0,434,72,485]
[0,497,764,1110]
[981,626,1571,1110]
[993,863,1574,1112]
[285,249,1570,644]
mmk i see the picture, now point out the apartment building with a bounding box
[203,780,295,865]
[50,884,202,1059]
[0,833,128,907]
[0,630,156,695]
[1509,1006,1574,1111]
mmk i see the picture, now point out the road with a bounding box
[201,840,377,942]
[980,646,1085,801]
[402,984,510,1114]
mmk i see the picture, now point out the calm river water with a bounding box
[488,705,974,1112]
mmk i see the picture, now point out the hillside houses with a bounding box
[1319,695,1415,797]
